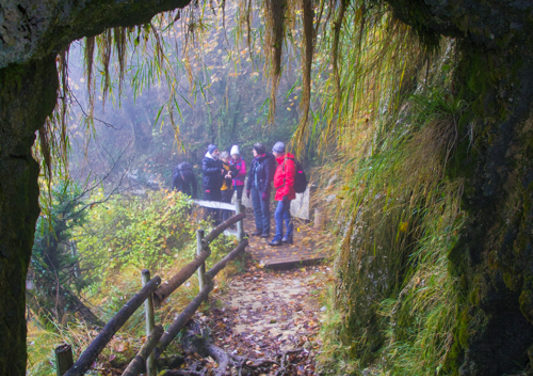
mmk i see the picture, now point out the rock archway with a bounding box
[0,2,190,374]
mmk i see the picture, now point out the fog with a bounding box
[61,6,302,193]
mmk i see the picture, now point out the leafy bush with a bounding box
[73,188,239,329]
[74,190,195,289]
[28,181,97,325]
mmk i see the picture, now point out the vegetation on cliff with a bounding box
[313,1,533,375]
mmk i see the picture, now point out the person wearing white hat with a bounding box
[229,145,246,200]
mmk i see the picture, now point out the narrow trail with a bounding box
[188,213,333,375]
[207,263,329,375]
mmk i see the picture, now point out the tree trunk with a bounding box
[0,57,58,376]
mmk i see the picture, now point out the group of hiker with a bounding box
[201,144,247,223]
[172,141,298,246]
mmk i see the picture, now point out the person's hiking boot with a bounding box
[251,230,262,236]
[260,233,270,238]
[282,237,293,244]
[268,239,282,246]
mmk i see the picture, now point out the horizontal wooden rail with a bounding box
[153,249,210,306]
[155,281,214,358]
[204,213,245,243]
[193,199,236,211]
[64,276,161,376]
[205,239,248,280]
[121,325,164,376]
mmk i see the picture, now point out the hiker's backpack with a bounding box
[293,160,308,193]
[284,157,308,194]
[174,162,193,182]
[177,161,193,173]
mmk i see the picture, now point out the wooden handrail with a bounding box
[155,281,214,358]
[62,203,247,376]
[205,239,248,280]
[153,249,210,306]
[155,238,248,358]
[121,326,164,376]
[64,276,161,376]
[204,213,245,243]
[193,200,236,211]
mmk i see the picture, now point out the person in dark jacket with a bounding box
[246,143,274,237]
[172,162,197,198]
[202,144,224,223]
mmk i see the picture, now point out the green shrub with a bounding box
[28,181,94,325]
[74,190,195,289]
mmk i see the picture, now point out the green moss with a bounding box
[502,272,521,291]
[456,309,470,349]
[520,278,533,324]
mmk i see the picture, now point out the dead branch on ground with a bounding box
[159,320,309,376]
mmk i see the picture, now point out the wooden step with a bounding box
[245,247,327,269]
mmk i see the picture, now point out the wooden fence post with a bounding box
[196,229,206,291]
[314,208,324,230]
[142,270,156,376]
[236,199,244,242]
[55,344,73,376]
[64,277,161,376]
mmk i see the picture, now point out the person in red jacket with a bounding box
[269,141,296,246]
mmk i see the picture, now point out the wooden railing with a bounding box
[56,200,246,376]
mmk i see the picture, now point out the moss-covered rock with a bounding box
[331,1,533,375]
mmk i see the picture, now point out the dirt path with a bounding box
[178,214,334,375]
[206,263,330,375]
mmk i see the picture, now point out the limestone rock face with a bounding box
[387,1,533,374]
[334,1,532,375]
[388,0,533,49]
[0,2,50,65]
[0,0,191,69]
[0,56,58,376]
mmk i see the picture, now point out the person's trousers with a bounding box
[251,188,270,236]
[273,198,293,242]
[234,185,244,201]
[221,189,234,222]
[204,189,221,224]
